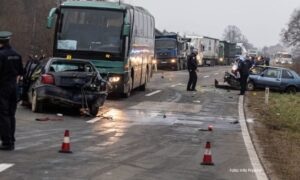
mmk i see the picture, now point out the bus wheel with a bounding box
[176,62,180,71]
[122,78,132,98]
[139,70,148,91]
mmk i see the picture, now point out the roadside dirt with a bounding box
[245,92,300,180]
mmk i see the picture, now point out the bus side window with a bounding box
[148,17,151,38]
[143,14,148,38]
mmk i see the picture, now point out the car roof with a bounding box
[255,65,300,76]
[49,57,93,64]
[255,65,289,70]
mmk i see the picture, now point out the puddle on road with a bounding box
[129,101,202,113]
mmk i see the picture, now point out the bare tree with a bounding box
[282,9,300,47]
[0,0,55,61]
[222,25,254,50]
[223,25,243,43]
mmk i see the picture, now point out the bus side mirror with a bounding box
[47,8,58,29]
[123,24,131,36]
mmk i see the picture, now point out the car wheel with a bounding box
[32,91,43,113]
[286,86,297,94]
[247,81,255,91]
[89,103,100,116]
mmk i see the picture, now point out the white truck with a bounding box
[274,52,293,65]
[187,35,220,66]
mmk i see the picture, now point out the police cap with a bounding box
[0,31,12,40]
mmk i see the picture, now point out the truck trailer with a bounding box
[187,35,219,66]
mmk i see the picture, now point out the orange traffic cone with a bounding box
[59,130,72,153]
[201,141,214,165]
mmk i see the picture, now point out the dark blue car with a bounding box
[247,66,300,93]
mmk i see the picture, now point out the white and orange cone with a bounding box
[201,141,214,165]
[59,130,72,153]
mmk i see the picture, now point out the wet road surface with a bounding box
[0,66,259,180]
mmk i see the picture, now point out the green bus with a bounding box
[47,1,155,97]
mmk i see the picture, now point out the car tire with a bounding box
[90,96,106,116]
[247,81,255,91]
[286,86,297,94]
[32,91,43,113]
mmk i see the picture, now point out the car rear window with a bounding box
[49,61,94,73]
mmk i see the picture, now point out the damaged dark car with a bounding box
[22,57,108,116]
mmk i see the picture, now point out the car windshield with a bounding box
[155,40,177,49]
[49,61,94,73]
[57,8,124,53]
[250,66,265,75]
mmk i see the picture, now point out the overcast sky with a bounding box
[123,0,300,48]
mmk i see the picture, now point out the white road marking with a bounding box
[203,75,210,78]
[247,118,254,123]
[214,73,219,75]
[0,164,14,173]
[239,96,268,180]
[87,117,101,124]
[145,90,162,97]
[170,83,183,88]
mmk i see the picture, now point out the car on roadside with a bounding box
[22,57,108,116]
[247,66,300,93]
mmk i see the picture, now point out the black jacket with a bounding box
[0,45,23,86]
[187,53,198,71]
[238,59,252,76]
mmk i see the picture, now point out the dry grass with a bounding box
[247,92,300,180]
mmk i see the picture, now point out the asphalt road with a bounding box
[0,66,259,180]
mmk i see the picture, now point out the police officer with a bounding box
[237,56,252,95]
[187,48,198,91]
[0,31,23,151]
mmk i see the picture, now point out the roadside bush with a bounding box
[293,57,300,74]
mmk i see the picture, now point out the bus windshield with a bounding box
[57,8,124,54]
[155,40,177,49]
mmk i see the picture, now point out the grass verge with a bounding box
[246,92,300,180]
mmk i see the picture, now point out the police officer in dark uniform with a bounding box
[0,31,23,151]
[187,49,198,91]
[237,56,252,95]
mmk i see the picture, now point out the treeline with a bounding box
[0,0,56,61]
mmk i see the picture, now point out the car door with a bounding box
[280,69,295,90]
[256,68,281,89]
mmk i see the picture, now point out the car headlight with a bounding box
[232,64,238,71]
[219,58,224,62]
[109,77,121,83]
[171,59,176,63]
[152,59,157,64]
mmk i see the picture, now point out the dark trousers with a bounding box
[187,70,197,90]
[0,83,17,146]
[240,75,249,95]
